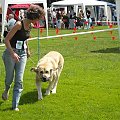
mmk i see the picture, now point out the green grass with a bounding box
[0,26,120,120]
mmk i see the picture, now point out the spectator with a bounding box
[19,9,25,20]
[52,8,57,28]
[69,14,75,29]
[72,12,79,28]
[70,6,74,17]
[85,8,92,29]
[86,8,91,19]
[7,14,16,31]
[3,18,8,38]
[56,11,62,29]
[63,13,69,29]
[79,10,85,29]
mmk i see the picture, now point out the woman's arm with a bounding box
[4,21,21,62]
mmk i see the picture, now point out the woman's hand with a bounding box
[11,52,20,62]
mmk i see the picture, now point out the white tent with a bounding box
[51,0,108,21]
[1,0,48,39]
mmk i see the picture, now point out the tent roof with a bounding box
[4,0,46,4]
[52,0,107,6]
[10,4,31,9]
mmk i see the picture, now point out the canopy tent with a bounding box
[51,0,108,21]
[9,4,31,9]
[1,0,48,39]
[52,0,107,6]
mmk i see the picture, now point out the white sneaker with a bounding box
[13,108,19,111]
[2,90,9,100]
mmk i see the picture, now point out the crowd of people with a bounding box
[1,7,91,42]
[1,6,117,41]
[2,9,45,40]
[48,7,93,30]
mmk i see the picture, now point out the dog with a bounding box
[31,51,64,100]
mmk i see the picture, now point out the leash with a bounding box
[28,57,36,65]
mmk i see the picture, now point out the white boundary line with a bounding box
[28,28,118,41]
[0,44,5,47]
[0,28,118,46]
[95,21,118,23]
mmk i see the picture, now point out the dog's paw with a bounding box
[38,96,43,100]
[38,98,43,100]
[51,89,56,94]
[44,91,50,96]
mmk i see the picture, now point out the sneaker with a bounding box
[2,90,9,100]
[13,108,19,111]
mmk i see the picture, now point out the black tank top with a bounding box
[10,20,31,49]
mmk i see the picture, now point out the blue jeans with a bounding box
[2,49,27,109]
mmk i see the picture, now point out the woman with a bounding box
[2,4,45,111]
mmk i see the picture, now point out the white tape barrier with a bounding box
[95,21,117,23]
[0,28,118,48]
[0,44,5,46]
[28,28,118,41]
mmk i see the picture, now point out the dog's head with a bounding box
[31,64,55,82]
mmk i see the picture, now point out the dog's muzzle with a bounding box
[42,77,49,82]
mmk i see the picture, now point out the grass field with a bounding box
[0,26,120,120]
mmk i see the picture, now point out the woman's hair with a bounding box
[26,4,45,20]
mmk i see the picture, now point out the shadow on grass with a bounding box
[91,47,120,53]
[0,101,12,111]
[0,101,4,106]
[20,89,46,105]
[1,107,12,111]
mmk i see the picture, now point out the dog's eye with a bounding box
[40,71,43,74]
[45,71,49,74]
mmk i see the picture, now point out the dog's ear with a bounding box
[30,67,38,73]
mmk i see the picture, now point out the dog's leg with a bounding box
[51,78,58,94]
[51,68,62,94]
[36,76,43,100]
[44,80,54,95]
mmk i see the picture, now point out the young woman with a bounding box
[2,4,45,111]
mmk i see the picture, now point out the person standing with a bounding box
[7,14,16,31]
[63,13,69,29]
[3,17,8,38]
[52,8,57,28]
[56,10,62,29]
[2,4,45,111]
[85,8,92,29]
[69,14,75,29]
